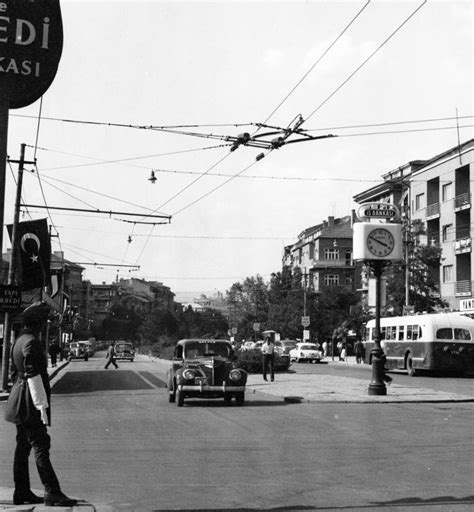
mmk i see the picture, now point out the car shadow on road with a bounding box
[180,399,287,408]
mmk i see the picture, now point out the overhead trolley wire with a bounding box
[304,0,428,124]
[260,0,371,127]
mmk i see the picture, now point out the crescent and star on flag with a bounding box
[20,232,41,263]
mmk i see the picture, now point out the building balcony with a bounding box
[454,192,471,212]
[313,283,353,294]
[311,259,354,269]
[454,238,472,254]
[426,202,440,220]
[455,280,472,297]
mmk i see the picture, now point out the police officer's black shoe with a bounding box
[44,491,78,507]
[13,490,43,505]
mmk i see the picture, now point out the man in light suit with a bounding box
[4,303,78,507]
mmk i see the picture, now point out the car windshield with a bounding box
[282,341,296,347]
[116,344,132,350]
[301,344,317,350]
[184,342,231,358]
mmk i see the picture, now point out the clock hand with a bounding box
[369,236,390,248]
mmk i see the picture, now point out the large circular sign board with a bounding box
[0,0,63,109]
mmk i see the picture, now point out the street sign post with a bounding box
[253,323,260,332]
[301,316,310,327]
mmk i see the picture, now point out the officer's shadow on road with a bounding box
[183,399,288,408]
[372,495,474,508]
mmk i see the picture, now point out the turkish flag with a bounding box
[7,218,51,290]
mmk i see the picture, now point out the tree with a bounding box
[385,219,448,314]
[226,275,268,340]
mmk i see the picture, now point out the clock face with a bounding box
[367,228,395,257]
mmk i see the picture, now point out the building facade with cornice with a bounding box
[353,139,474,311]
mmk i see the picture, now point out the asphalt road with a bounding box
[0,353,473,511]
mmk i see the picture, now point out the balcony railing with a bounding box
[455,280,472,297]
[454,192,471,211]
[311,259,354,268]
[426,202,440,219]
[454,238,472,254]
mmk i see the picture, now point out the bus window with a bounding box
[436,328,453,340]
[407,325,412,340]
[398,325,405,341]
[454,328,471,341]
[380,327,386,340]
[388,326,396,340]
[412,325,421,340]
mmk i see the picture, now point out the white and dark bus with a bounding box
[363,312,474,376]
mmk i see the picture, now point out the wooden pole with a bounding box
[0,101,9,390]
[1,144,25,391]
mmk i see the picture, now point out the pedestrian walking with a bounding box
[261,336,275,382]
[322,341,328,357]
[354,339,364,364]
[48,341,61,367]
[340,343,347,362]
[4,303,78,507]
[104,341,119,369]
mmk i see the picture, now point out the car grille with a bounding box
[200,362,226,385]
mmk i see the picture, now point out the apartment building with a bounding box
[353,138,474,310]
[282,214,357,293]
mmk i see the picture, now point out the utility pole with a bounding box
[1,144,35,391]
[0,102,8,277]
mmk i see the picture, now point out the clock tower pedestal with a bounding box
[365,260,391,396]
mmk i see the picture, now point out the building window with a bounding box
[443,265,453,283]
[442,182,453,202]
[324,274,339,286]
[298,248,302,264]
[442,224,453,242]
[324,248,339,260]
[309,241,315,260]
[415,193,425,211]
[345,250,352,265]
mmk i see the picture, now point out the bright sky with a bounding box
[4,0,473,295]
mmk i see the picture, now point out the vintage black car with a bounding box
[67,342,89,361]
[114,341,135,361]
[167,339,247,407]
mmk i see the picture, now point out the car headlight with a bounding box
[229,369,243,381]
[182,369,196,380]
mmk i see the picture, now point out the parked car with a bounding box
[67,342,89,361]
[279,339,297,355]
[289,342,323,363]
[114,341,135,361]
[240,341,256,351]
[76,340,95,357]
[167,339,247,407]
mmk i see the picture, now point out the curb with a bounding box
[0,361,69,402]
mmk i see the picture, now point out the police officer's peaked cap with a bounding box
[22,302,50,326]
